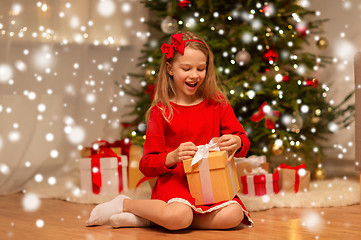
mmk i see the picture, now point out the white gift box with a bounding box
[78,155,128,196]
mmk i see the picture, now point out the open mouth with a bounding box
[185,82,198,88]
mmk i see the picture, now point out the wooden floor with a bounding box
[1,193,360,240]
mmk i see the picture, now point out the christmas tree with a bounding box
[119,0,354,171]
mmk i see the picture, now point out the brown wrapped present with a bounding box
[128,145,145,189]
[276,164,310,193]
[183,151,239,206]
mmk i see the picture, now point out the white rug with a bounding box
[238,178,360,211]
[24,174,360,212]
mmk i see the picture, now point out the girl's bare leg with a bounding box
[123,199,194,230]
[190,203,245,229]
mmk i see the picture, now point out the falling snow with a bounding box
[0,2,359,238]
[36,219,44,228]
[22,193,41,212]
[0,64,13,83]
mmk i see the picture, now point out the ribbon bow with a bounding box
[251,101,280,129]
[277,163,306,171]
[91,139,131,159]
[161,33,185,59]
[191,138,220,166]
[160,33,204,59]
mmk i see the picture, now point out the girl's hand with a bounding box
[165,142,198,168]
[217,135,242,161]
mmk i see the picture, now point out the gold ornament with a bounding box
[316,36,329,50]
[312,116,320,123]
[145,68,152,77]
[314,167,326,180]
[314,154,326,180]
[272,142,284,156]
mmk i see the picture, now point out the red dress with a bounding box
[139,99,253,226]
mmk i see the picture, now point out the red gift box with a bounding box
[78,148,128,196]
[240,172,279,196]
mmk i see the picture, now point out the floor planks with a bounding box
[0,193,360,240]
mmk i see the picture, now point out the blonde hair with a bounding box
[146,31,227,122]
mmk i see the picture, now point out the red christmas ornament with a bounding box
[305,78,319,87]
[145,84,156,100]
[251,102,280,130]
[262,48,278,64]
[296,22,308,37]
[282,75,290,83]
[178,0,191,8]
[261,2,275,17]
[121,122,132,128]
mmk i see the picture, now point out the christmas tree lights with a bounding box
[120,0,354,171]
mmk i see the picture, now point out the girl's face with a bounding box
[167,47,207,105]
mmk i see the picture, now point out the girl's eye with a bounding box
[182,68,190,71]
[198,68,205,71]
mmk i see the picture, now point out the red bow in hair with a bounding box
[160,33,204,59]
[251,101,280,129]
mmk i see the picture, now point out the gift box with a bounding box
[128,145,145,189]
[235,155,269,177]
[235,155,269,193]
[78,152,128,196]
[276,164,310,193]
[235,155,269,176]
[183,151,240,206]
[240,172,279,196]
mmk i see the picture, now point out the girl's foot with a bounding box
[86,195,130,226]
[110,212,151,228]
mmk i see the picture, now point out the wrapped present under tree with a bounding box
[276,163,311,193]
[78,148,128,197]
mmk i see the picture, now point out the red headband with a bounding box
[160,33,205,59]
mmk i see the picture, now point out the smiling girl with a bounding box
[86,31,253,230]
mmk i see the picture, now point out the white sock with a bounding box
[110,212,151,228]
[86,195,130,226]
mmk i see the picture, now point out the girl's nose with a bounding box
[189,69,199,79]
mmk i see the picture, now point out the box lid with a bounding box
[183,151,228,173]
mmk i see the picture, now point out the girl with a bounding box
[86,31,253,230]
